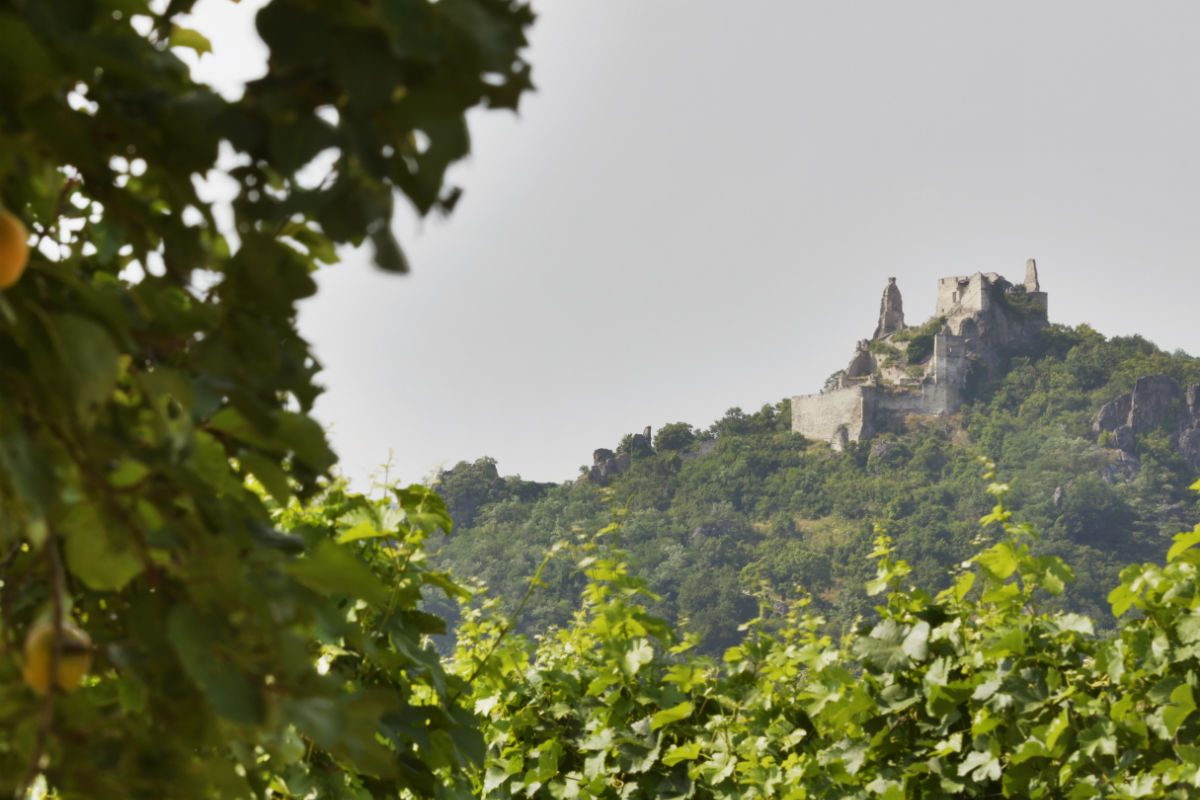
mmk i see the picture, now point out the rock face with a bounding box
[1093,374,1200,471]
[872,277,905,339]
[846,340,873,379]
[1181,428,1200,472]
[588,449,623,485]
[1093,394,1132,434]
[1129,375,1186,434]
[1111,426,1136,454]
[581,426,652,485]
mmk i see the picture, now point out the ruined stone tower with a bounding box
[792,264,1049,449]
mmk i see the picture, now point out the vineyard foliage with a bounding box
[450,473,1200,799]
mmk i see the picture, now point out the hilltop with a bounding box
[426,281,1200,653]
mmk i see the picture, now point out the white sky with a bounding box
[183,1,1200,485]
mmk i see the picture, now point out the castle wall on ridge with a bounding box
[792,263,1048,449]
[791,386,870,448]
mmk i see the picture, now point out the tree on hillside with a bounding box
[654,422,696,453]
[0,1,534,796]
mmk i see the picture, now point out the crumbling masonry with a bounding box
[792,261,1048,449]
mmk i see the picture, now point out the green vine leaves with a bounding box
[451,474,1200,799]
[0,1,533,797]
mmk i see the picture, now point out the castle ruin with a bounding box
[792,261,1048,449]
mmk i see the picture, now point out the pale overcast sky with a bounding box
[184,1,1200,485]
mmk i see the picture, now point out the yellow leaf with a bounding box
[170,27,212,56]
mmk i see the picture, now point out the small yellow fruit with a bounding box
[22,618,93,695]
[0,209,30,289]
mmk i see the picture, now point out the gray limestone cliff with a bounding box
[792,263,1049,449]
[1093,375,1200,471]
[872,277,905,339]
[578,426,652,485]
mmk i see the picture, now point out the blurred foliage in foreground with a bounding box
[0,0,534,796]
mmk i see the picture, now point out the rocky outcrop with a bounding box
[579,426,652,485]
[1129,375,1186,434]
[1181,428,1200,472]
[1093,374,1200,471]
[872,278,905,339]
[631,426,653,453]
[1112,426,1135,454]
[1093,394,1131,434]
[586,448,627,485]
[846,340,873,379]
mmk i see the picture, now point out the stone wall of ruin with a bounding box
[791,387,869,446]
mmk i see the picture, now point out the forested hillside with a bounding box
[429,323,1200,653]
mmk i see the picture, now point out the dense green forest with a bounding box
[429,323,1200,653]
